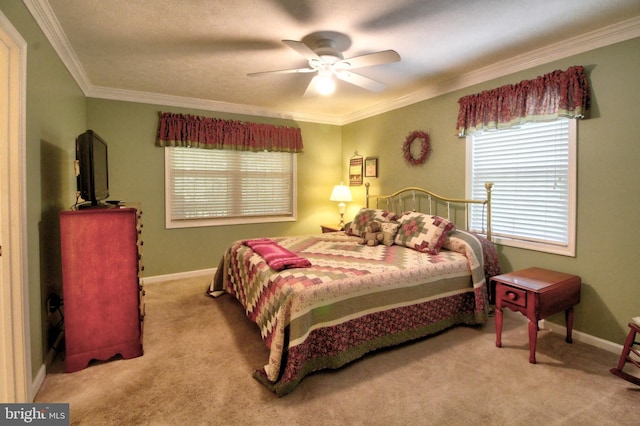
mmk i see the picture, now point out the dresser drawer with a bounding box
[497,285,527,308]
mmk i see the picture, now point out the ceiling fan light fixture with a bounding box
[316,74,336,95]
[250,35,400,97]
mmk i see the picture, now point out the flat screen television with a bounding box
[76,130,109,206]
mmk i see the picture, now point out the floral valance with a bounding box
[156,112,304,153]
[456,65,590,136]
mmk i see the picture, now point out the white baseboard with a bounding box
[541,319,622,354]
[499,310,622,355]
[143,267,216,284]
[31,364,46,402]
[30,322,65,401]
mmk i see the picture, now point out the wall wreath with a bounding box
[402,130,430,166]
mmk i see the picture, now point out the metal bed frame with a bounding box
[365,182,493,241]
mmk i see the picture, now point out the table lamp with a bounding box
[329,182,353,229]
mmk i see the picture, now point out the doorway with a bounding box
[0,11,31,402]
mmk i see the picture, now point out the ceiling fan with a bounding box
[247,33,400,97]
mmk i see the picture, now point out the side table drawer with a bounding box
[497,284,527,308]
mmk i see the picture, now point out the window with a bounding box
[165,147,297,228]
[466,119,576,256]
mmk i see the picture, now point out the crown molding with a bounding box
[341,15,640,124]
[86,85,342,124]
[25,1,640,126]
[23,0,92,94]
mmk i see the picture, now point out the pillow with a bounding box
[379,221,400,246]
[394,211,455,254]
[346,208,399,237]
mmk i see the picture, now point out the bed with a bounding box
[209,183,498,396]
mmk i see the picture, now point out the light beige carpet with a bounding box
[35,275,639,425]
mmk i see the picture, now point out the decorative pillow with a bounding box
[347,208,399,237]
[394,211,455,254]
[379,221,400,246]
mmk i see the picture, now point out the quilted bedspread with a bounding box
[210,229,490,396]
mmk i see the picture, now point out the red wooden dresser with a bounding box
[59,205,144,372]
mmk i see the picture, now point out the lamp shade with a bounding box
[329,184,353,203]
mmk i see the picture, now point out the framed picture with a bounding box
[349,156,363,186]
[365,157,378,178]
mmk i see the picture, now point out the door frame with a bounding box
[0,11,31,402]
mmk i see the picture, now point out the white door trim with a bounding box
[0,11,31,402]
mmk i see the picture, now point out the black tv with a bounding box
[76,130,109,206]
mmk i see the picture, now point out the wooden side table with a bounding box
[320,224,342,233]
[492,267,581,364]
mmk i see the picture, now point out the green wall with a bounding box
[85,100,342,276]
[342,37,640,344]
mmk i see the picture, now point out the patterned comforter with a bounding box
[210,229,491,396]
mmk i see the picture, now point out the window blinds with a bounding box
[167,147,294,221]
[469,119,571,246]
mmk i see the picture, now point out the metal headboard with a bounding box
[365,182,493,240]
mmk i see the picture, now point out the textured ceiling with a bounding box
[30,0,640,124]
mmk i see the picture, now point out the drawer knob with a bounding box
[507,291,517,300]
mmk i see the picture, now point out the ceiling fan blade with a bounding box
[247,67,315,77]
[302,76,320,97]
[282,40,320,61]
[337,50,400,69]
[335,70,386,92]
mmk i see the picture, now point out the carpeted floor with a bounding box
[35,275,639,425]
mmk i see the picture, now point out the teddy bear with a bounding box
[359,220,384,246]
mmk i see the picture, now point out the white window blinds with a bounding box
[165,147,296,228]
[468,119,576,255]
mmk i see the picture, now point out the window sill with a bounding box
[494,236,575,257]
[166,215,296,229]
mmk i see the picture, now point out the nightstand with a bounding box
[492,267,581,364]
[320,224,342,233]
